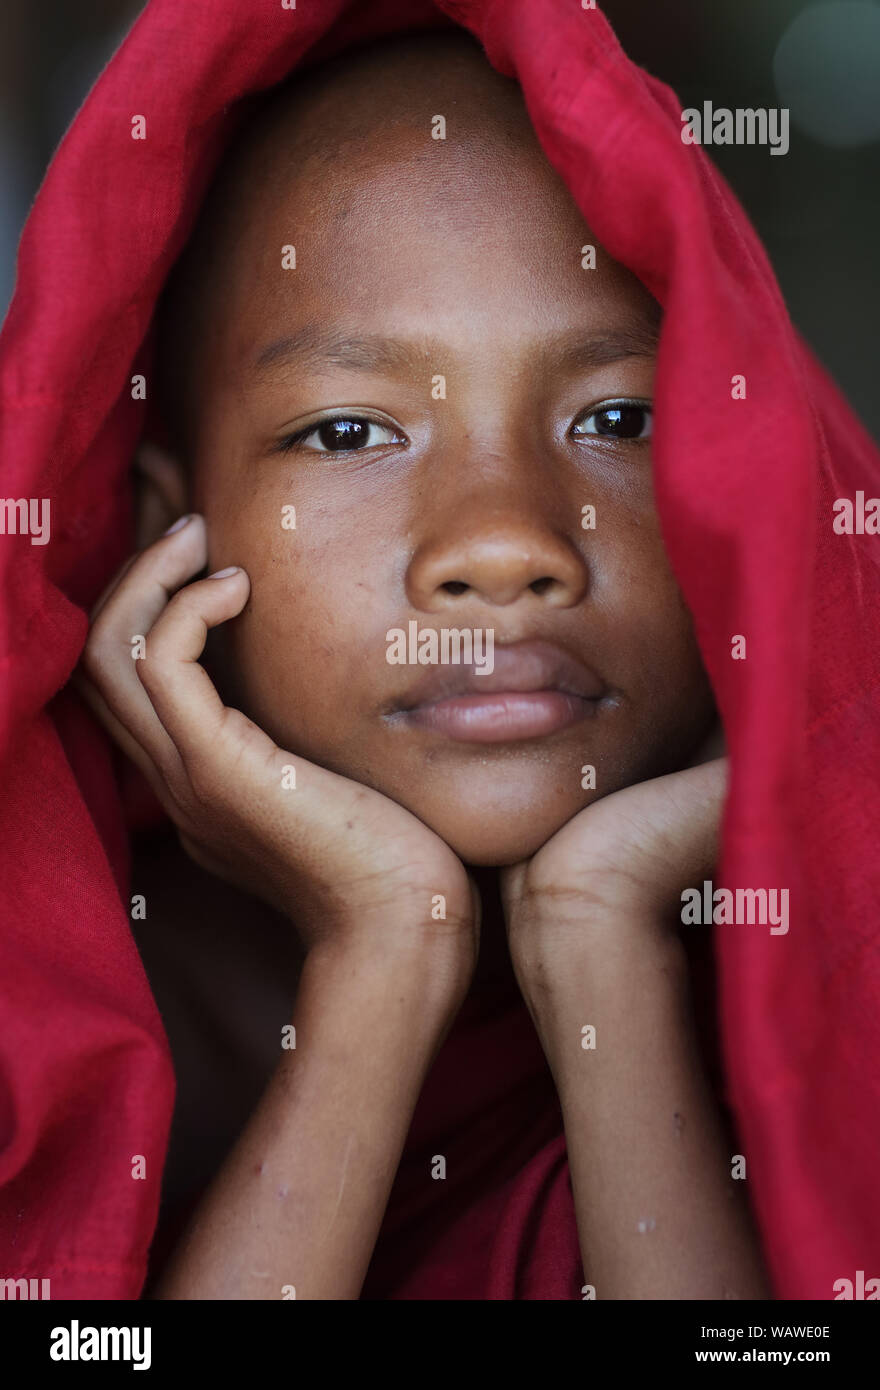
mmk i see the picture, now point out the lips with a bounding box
[390,638,608,743]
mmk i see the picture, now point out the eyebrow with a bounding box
[253,326,435,375]
[251,319,660,378]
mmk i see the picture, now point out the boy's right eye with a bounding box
[277,415,404,454]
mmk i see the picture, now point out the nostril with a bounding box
[530,577,556,596]
[441,580,469,596]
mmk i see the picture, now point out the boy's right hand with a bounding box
[76,514,478,1009]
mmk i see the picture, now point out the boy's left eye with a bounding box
[279,416,403,454]
[571,400,653,440]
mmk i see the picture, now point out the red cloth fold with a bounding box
[1,0,879,1299]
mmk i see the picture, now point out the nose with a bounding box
[406,510,589,612]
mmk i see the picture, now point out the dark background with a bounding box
[2,0,878,435]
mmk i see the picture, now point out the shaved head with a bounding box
[156,29,539,455]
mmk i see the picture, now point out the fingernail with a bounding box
[163,514,193,535]
[208,566,242,579]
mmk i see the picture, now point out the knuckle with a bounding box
[183,753,227,812]
[135,627,175,686]
[133,647,161,692]
[164,583,201,620]
[81,617,117,685]
[151,752,190,807]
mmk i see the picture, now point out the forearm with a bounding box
[152,942,458,1300]
[515,916,771,1300]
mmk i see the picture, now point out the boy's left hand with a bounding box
[500,728,727,982]
[498,728,774,1301]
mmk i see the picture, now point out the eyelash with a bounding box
[275,415,402,455]
[571,398,653,441]
[274,398,653,455]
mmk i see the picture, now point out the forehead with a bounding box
[192,36,658,387]
[221,143,654,370]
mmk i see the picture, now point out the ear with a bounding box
[133,440,190,549]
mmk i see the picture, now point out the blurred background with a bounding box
[1,0,878,434]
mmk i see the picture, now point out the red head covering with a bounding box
[1,0,879,1299]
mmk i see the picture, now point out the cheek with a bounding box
[223,529,367,751]
[197,462,397,761]
[631,607,716,767]
[598,526,714,734]
[620,567,703,679]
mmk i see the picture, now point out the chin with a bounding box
[419,798,585,868]
[375,758,597,866]
[444,820,568,868]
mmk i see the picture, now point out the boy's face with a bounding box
[183,53,715,866]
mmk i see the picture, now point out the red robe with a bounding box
[1,0,879,1299]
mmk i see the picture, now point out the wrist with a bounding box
[521,944,694,1081]
[507,897,690,1027]
[304,929,474,1028]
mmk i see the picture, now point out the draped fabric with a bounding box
[1,0,878,1299]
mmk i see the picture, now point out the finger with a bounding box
[668,754,728,816]
[90,552,142,623]
[135,566,253,767]
[89,510,196,624]
[81,515,208,769]
[91,512,204,621]
[71,668,173,808]
[672,756,729,875]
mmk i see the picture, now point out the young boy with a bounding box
[78,30,769,1299]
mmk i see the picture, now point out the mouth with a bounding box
[386,638,610,744]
